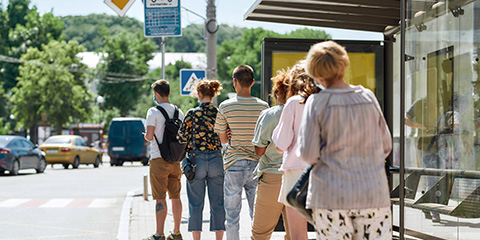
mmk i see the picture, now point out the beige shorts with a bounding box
[149,157,182,200]
[278,168,305,205]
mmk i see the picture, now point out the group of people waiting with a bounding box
[143,40,393,240]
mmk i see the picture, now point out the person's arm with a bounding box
[405,114,425,129]
[218,131,229,144]
[297,97,321,165]
[272,99,295,152]
[254,146,266,157]
[275,147,283,154]
[145,125,155,142]
[214,108,230,144]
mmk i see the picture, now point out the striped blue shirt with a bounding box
[215,96,269,169]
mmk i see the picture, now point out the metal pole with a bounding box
[400,0,406,239]
[161,36,166,80]
[144,174,149,201]
[206,0,218,105]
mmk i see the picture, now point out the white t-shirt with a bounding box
[146,103,184,160]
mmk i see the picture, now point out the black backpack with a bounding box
[153,106,187,163]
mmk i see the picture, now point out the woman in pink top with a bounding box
[272,61,320,240]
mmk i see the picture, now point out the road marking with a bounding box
[39,198,74,208]
[0,199,30,207]
[88,198,117,208]
[0,198,117,208]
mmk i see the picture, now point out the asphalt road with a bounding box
[0,154,148,240]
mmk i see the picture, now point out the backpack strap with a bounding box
[156,105,170,121]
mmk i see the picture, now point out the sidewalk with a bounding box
[124,177,309,240]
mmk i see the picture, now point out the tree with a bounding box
[61,14,143,51]
[2,4,63,90]
[97,31,157,117]
[10,40,91,136]
[216,27,331,100]
[128,60,197,118]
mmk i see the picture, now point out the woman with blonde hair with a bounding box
[298,41,392,239]
[177,80,225,240]
[251,68,291,240]
[272,61,320,240]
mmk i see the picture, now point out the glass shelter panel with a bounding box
[393,1,480,239]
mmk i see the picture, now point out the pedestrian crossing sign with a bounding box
[180,69,206,96]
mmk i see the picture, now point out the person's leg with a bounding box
[281,206,291,240]
[351,207,392,240]
[149,158,170,237]
[282,169,307,240]
[215,230,224,240]
[166,162,183,236]
[285,206,308,240]
[154,199,168,236]
[192,231,201,240]
[187,152,207,233]
[224,162,247,240]
[244,160,258,219]
[251,173,286,240]
[206,150,225,232]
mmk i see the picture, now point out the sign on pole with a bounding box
[144,0,182,37]
[180,69,206,96]
[104,0,136,17]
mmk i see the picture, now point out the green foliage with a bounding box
[97,31,157,117]
[152,24,245,53]
[0,118,11,135]
[286,27,331,39]
[60,14,143,51]
[10,40,91,133]
[216,27,331,99]
[128,60,197,118]
[6,0,31,29]
[2,4,63,90]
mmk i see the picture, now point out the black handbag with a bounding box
[181,110,197,181]
[286,164,315,225]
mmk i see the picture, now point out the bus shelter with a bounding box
[245,0,480,239]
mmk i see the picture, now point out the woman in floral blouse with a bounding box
[176,79,225,240]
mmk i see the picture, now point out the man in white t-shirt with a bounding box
[144,80,185,240]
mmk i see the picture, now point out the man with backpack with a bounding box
[144,79,185,240]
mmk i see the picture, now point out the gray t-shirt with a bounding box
[252,105,284,177]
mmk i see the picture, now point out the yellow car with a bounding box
[40,135,102,169]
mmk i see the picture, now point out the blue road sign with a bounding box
[144,0,182,37]
[180,69,206,96]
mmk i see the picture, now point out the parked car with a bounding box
[40,135,102,169]
[0,135,46,175]
[107,117,150,166]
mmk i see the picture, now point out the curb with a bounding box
[116,190,137,240]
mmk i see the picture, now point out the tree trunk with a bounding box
[29,124,38,144]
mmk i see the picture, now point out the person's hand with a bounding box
[226,128,232,140]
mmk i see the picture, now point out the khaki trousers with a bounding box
[251,172,291,240]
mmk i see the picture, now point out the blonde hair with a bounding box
[196,79,222,98]
[270,68,290,104]
[305,41,350,83]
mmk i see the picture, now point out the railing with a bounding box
[390,167,480,218]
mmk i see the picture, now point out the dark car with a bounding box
[0,135,46,175]
[107,117,150,166]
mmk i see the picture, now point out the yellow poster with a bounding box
[272,52,376,92]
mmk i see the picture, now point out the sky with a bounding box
[8,0,384,41]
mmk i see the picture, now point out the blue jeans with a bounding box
[186,150,225,231]
[224,160,258,240]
